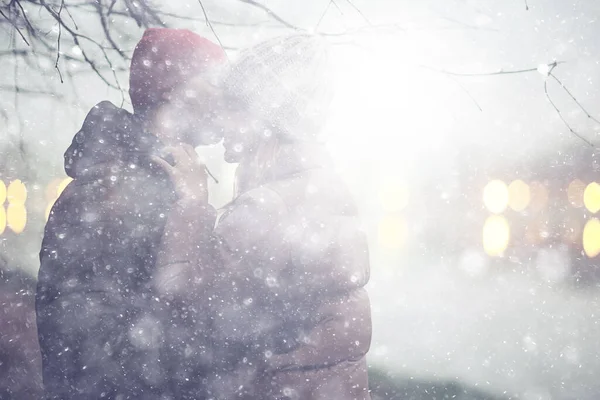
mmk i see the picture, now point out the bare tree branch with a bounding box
[316,0,333,32]
[197,0,225,52]
[345,0,371,25]
[55,0,65,83]
[550,73,600,126]
[542,63,594,147]
[418,62,566,77]
[95,0,127,59]
[0,84,65,98]
[0,8,29,46]
[39,0,124,91]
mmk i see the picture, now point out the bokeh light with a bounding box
[584,182,600,214]
[45,177,73,221]
[7,203,27,234]
[583,218,600,258]
[379,176,409,213]
[7,179,27,204]
[45,202,54,222]
[483,180,509,214]
[508,180,530,212]
[378,215,408,250]
[57,177,73,197]
[45,178,62,202]
[483,215,510,256]
[567,179,585,208]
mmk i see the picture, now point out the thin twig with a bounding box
[96,1,127,59]
[543,64,594,147]
[524,0,530,11]
[124,0,143,27]
[345,0,371,25]
[55,0,64,83]
[549,73,600,126]
[40,0,124,91]
[0,8,29,46]
[15,0,35,34]
[316,0,333,32]
[107,0,118,17]
[64,4,79,30]
[0,84,64,98]
[197,0,226,53]
[332,0,343,15]
[0,49,27,57]
[419,61,565,77]
[136,0,166,26]
[447,75,483,112]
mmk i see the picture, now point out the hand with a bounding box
[151,145,209,205]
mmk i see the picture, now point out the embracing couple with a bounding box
[36,28,371,400]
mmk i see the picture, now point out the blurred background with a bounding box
[2,0,600,399]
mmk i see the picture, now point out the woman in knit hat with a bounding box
[36,28,226,400]
[154,34,372,399]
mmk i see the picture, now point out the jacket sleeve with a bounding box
[265,288,372,372]
[207,183,370,336]
[36,179,170,399]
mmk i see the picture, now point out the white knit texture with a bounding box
[223,34,334,140]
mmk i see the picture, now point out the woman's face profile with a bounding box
[217,103,268,164]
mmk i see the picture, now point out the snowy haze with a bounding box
[2,1,600,399]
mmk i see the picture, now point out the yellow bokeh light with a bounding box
[0,206,5,235]
[378,215,408,250]
[379,176,409,213]
[483,180,509,214]
[584,182,600,214]
[529,181,548,212]
[7,203,26,234]
[45,178,62,203]
[483,215,510,257]
[7,180,27,204]
[583,218,600,258]
[508,180,530,212]
[0,181,6,204]
[57,177,73,197]
[45,201,55,222]
[567,179,585,208]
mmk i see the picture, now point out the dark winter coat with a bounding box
[0,268,43,400]
[36,101,209,399]
[205,142,372,400]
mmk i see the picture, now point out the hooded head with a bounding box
[129,28,226,116]
[219,34,334,163]
[129,29,227,146]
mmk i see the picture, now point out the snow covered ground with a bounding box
[367,254,600,400]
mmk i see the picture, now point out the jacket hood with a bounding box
[64,101,164,180]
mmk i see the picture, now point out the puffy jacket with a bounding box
[205,142,372,400]
[35,102,209,399]
[0,268,43,399]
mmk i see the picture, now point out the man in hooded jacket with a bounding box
[35,28,225,400]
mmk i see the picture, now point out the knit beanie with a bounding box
[129,28,226,115]
[222,34,334,141]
